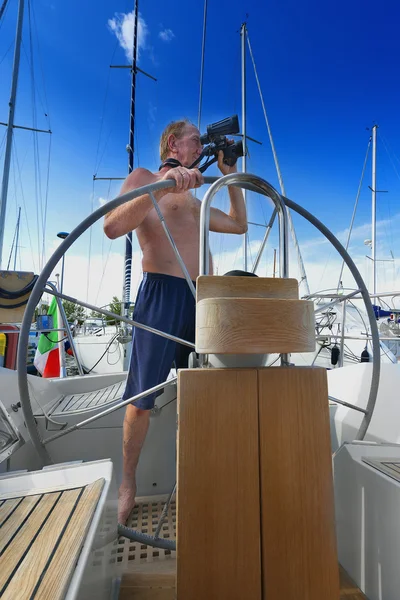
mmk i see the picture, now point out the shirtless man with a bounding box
[104,119,247,524]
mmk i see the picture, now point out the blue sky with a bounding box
[1,0,400,306]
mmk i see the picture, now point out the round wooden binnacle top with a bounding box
[196,296,315,354]
[196,275,299,302]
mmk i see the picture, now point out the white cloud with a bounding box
[59,248,143,311]
[335,216,396,245]
[108,11,149,62]
[298,211,400,261]
[98,197,108,207]
[158,28,175,42]
[13,233,143,312]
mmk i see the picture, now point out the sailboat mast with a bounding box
[122,0,139,317]
[128,0,139,176]
[371,124,377,295]
[0,0,25,268]
[240,22,248,271]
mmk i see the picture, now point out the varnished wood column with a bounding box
[177,369,262,600]
[258,367,340,599]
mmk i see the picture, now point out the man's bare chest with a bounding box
[161,190,197,211]
[138,192,199,242]
[150,192,198,224]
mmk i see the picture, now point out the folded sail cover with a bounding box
[34,297,60,377]
[0,270,37,323]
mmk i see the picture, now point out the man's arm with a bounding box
[104,168,161,239]
[209,186,248,234]
[208,151,248,235]
[104,166,203,239]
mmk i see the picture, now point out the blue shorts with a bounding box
[122,272,195,410]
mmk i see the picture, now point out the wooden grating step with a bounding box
[49,380,126,415]
[115,496,176,570]
[0,478,104,599]
[103,496,177,600]
[114,498,367,600]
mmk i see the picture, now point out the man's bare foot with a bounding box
[118,483,137,525]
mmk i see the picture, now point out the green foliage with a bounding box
[89,297,135,325]
[62,300,86,324]
[90,310,103,319]
[109,296,122,319]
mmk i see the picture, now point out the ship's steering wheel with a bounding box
[16,173,381,550]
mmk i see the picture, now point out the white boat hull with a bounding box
[73,331,131,375]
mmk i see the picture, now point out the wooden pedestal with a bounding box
[177,367,339,600]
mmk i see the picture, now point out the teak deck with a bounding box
[118,498,367,600]
[0,478,104,599]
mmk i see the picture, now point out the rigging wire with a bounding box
[25,0,52,270]
[93,40,119,175]
[247,233,254,269]
[12,139,37,272]
[27,1,46,270]
[193,0,207,200]
[379,132,400,185]
[90,8,126,310]
[0,128,7,161]
[318,248,335,291]
[336,136,371,291]
[86,184,95,302]
[100,179,112,268]
[375,134,400,289]
[95,239,115,306]
[21,40,42,269]
[9,148,20,264]
[197,0,207,130]
[212,189,232,274]
[6,206,19,269]
[378,132,398,257]
[232,242,241,272]
[336,136,372,291]
[94,125,115,178]
[0,0,10,28]
[247,33,284,194]
[379,131,400,171]
[41,133,52,266]
[348,300,369,334]
[11,141,18,217]
[0,39,14,66]
[99,180,112,299]
[31,0,51,129]
[246,30,310,294]
[224,42,241,119]
[135,116,140,167]
[215,231,225,274]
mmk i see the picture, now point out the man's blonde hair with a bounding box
[159,119,193,161]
